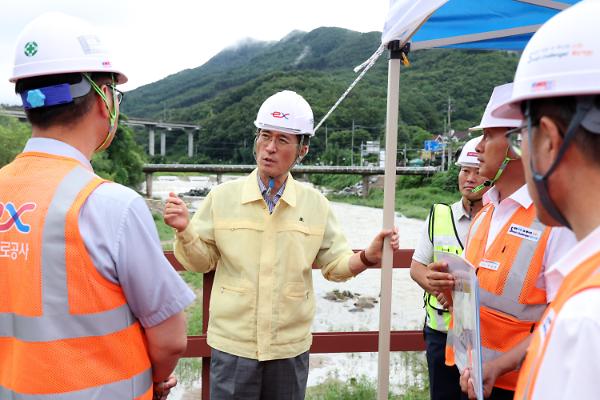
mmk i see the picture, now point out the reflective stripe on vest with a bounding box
[426,203,463,332]
[478,217,548,322]
[0,155,152,398]
[0,369,152,400]
[515,253,600,399]
[448,202,550,391]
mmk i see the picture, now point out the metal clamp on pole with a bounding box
[388,40,411,66]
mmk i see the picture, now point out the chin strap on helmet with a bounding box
[527,97,595,229]
[82,73,118,152]
[472,146,517,193]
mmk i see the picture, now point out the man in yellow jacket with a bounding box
[0,13,194,400]
[164,90,399,399]
[490,2,600,398]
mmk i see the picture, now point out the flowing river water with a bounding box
[146,176,427,398]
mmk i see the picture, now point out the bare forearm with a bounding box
[410,260,433,293]
[491,335,532,375]
[348,251,369,275]
[145,312,188,383]
[148,348,182,383]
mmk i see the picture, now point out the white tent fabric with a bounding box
[382,0,448,46]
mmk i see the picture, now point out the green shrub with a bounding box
[429,166,459,192]
[396,174,431,190]
[0,116,30,167]
[310,174,361,190]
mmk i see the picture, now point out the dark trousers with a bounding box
[209,348,309,400]
[424,325,464,400]
[487,387,515,400]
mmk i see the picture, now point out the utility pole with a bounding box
[441,139,446,171]
[445,97,453,171]
[447,97,452,137]
[360,140,364,166]
[351,120,355,166]
[325,125,328,151]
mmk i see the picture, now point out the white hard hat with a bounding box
[10,12,127,84]
[455,136,482,167]
[493,1,600,119]
[254,90,314,136]
[469,83,522,131]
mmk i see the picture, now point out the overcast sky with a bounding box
[0,0,388,105]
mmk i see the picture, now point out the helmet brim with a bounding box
[254,121,314,137]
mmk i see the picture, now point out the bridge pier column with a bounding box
[188,131,194,158]
[216,173,223,184]
[160,131,166,156]
[145,173,153,198]
[362,175,370,198]
[148,128,155,156]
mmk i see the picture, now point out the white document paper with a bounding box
[434,251,484,400]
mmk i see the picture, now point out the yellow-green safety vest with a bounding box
[424,203,464,332]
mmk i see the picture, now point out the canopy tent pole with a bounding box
[377,40,403,400]
[516,0,570,10]
[411,25,542,50]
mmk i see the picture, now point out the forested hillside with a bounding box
[123,27,519,164]
[1,27,519,168]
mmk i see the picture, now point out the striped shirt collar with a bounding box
[258,175,286,214]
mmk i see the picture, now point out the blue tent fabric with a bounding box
[409,0,581,51]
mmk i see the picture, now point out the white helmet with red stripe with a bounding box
[470,83,521,130]
[492,1,600,119]
[254,90,314,136]
[455,136,482,167]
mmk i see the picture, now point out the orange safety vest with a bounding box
[446,202,551,391]
[515,250,600,399]
[0,152,152,399]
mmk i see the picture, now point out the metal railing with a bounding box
[0,108,200,131]
[166,248,424,399]
[145,164,438,198]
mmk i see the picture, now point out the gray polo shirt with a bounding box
[412,200,472,266]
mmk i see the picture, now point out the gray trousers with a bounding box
[209,348,309,400]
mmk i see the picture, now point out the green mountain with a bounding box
[123,27,519,164]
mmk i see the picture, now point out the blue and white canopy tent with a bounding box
[374,1,580,398]
[409,0,579,51]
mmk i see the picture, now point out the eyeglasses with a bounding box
[505,126,525,157]
[109,85,124,105]
[256,131,298,148]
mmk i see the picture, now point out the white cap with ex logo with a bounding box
[254,90,315,137]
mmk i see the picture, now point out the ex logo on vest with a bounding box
[0,201,36,233]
